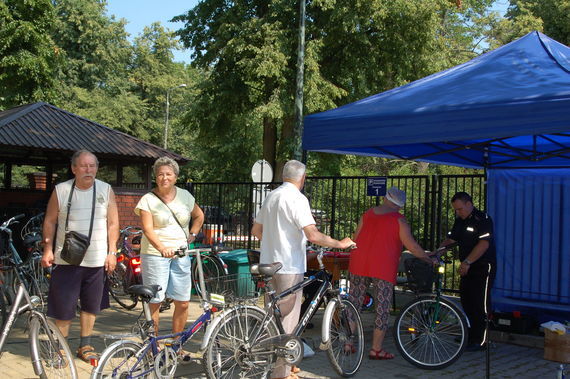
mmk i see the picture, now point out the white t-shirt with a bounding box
[255,182,316,274]
[54,179,111,267]
[135,187,195,256]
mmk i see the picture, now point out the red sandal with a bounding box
[369,349,394,360]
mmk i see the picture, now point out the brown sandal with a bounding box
[369,348,394,360]
[76,345,99,363]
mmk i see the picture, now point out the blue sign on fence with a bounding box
[367,177,387,196]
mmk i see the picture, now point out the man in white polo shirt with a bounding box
[252,160,354,379]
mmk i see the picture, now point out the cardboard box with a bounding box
[544,329,570,363]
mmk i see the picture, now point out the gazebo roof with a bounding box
[0,102,187,163]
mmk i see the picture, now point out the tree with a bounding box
[174,0,497,180]
[51,0,131,90]
[0,0,61,109]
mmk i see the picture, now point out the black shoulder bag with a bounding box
[60,180,96,265]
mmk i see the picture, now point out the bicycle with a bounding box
[392,245,469,370]
[0,214,78,378]
[17,213,51,308]
[0,214,48,312]
[202,246,364,378]
[190,244,228,300]
[91,246,220,379]
[107,226,143,310]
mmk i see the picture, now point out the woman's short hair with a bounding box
[282,160,306,181]
[153,156,179,176]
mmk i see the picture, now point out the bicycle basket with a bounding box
[404,258,434,293]
[204,272,260,305]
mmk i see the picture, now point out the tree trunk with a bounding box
[262,116,277,181]
[274,115,295,181]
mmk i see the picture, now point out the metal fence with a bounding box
[189,174,485,292]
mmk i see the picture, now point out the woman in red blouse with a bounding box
[348,187,433,360]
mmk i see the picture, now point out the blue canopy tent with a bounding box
[303,31,570,319]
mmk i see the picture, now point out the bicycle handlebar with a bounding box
[120,226,143,236]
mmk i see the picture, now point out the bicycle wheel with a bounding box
[192,254,226,298]
[393,295,468,369]
[204,306,279,379]
[107,261,138,310]
[324,298,365,377]
[29,316,77,379]
[93,340,152,379]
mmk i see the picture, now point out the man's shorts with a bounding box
[140,254,192,303]
[47,265,109,321]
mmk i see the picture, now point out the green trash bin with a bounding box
[220,249,256,298]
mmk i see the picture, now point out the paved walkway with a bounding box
[0,298,563,378]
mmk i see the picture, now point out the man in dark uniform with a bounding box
[440,192,496,352]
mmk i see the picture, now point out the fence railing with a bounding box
[188,174,485,292]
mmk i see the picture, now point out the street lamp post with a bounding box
[164,83,187,149]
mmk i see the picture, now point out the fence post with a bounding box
[423,176,432,250]
[330,177,337,238]
[246,183,253,250]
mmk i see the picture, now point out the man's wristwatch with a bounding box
[463,259,472,265]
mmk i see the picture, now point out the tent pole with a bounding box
[483,147,491,379]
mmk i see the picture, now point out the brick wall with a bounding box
[115,191,145,228]
[0,189,145,230]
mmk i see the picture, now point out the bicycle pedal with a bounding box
[90,357,99,367]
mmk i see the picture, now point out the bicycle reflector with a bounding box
[408,327,416,333]
[116,254,125,263]
[130,257,142,273]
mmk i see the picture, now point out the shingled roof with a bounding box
[0,102,188,162]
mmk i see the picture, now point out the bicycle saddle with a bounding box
[250,262,282,277]
[127,284,161,301]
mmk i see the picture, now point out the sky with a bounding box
[106,0,199,63]
[106,0,510,65]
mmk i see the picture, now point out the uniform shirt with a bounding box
[135,187,195,256]
[448,208,496,266]
[255,182,316,274]
[54,178,111,267]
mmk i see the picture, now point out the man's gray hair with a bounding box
[71,150,99,167]
[282,160,306,181]
[153,156,179,176]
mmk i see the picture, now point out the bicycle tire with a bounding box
[29,316,78,379]
[107,261,138,310]
[324,298,365,377]
[191,254,226,298]
[92,340,152,379]
[203,306,279,379]
[393,295,468,370]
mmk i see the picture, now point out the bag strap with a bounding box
[150,191,188,239]
[64,179,96,241]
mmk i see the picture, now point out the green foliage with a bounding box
[174,0,499,181]
[483,0,570,47]
[52,0,131,89]
[0,0,61,108]
[504,0,570,45]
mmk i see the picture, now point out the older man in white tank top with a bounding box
[41,150,119,362]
